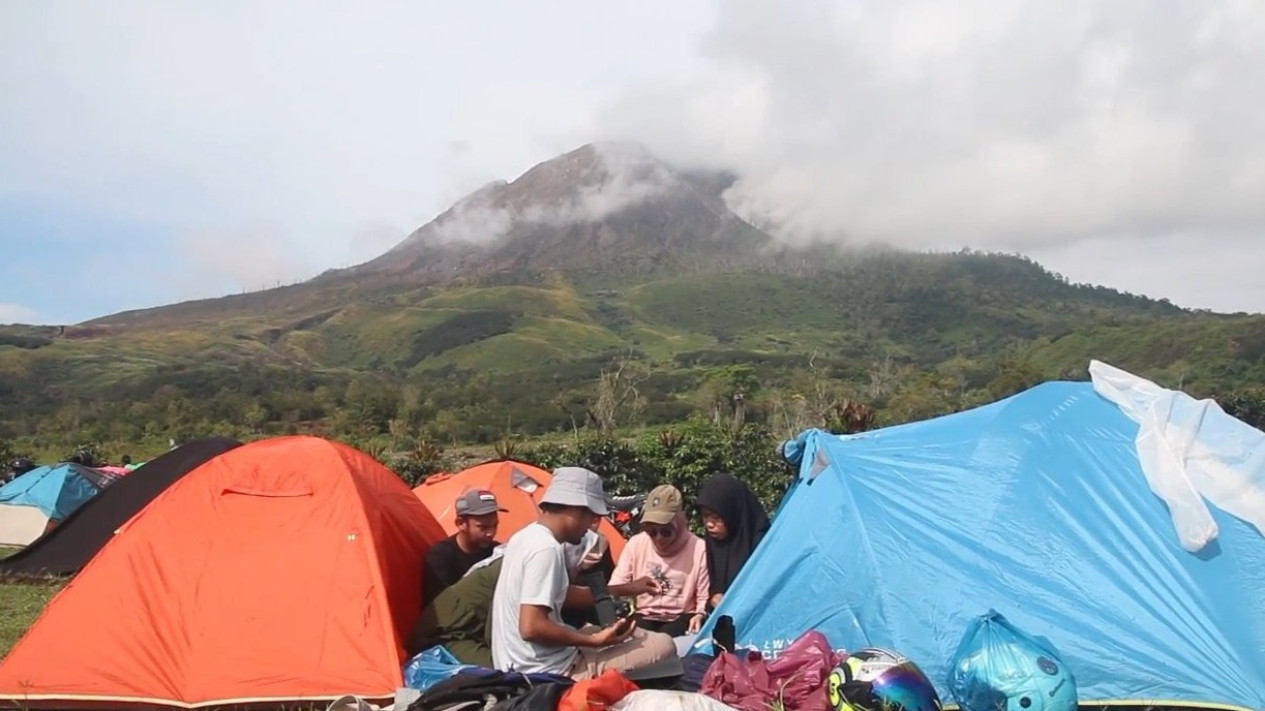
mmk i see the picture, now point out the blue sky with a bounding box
[3,0,1264,324]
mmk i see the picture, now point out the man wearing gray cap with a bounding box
[422,489,508,608]
[491,467,677,679]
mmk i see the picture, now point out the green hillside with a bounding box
[2,248,1262,457]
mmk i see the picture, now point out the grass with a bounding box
[0,547,61,660]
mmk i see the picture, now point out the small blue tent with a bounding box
[693,381,1265,710]
[0,463,117,521]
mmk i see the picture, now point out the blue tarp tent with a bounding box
[693,380,1265,710]
[0,463,117,521]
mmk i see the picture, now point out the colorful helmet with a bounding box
[949,640,1077,711]
[828,647,943,711]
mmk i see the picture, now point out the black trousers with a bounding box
[637,612,694,637]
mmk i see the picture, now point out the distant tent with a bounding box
[0,463,120,546]
[0,435,447,709]
[0,437,242,578]
[414,459,628,561]
[692,377,1265,710]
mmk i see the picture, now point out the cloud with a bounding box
[1030,230,1265,314]
[591,0,1265,310]
[0,303,38,325]
[0,0,717,302]
[414,142,686,246]
[170,225,313,296]
[3,1,1263,317]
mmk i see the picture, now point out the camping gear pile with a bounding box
[394,618,1060,711]
[0,360,1261,711]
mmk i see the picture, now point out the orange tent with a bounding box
[413,460,627,562]
[0,436,446,709]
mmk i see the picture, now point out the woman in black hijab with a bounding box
[696,472,770,609]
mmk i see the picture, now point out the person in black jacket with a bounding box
[697,473,770,610]
[421,489,508,609]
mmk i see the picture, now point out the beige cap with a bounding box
[640,484,683,525]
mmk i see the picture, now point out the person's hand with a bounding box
[579,547,605,571]
[579,532,609,571]
[579,550,602,571]
[628,576,662,596]
[687,613,706,634]
[589,617,637,647]
[709,592,725,608]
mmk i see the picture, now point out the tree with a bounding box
[987,358,1044,400]
[695,365,760,431]
[343,377,401,435]
[1221,390,1265,430]
[391,439,451,487]
[0,438,17,466]
[243,403,270,434]
[587,357,648,435]
[884,370,964,424]
[825,400,877,434]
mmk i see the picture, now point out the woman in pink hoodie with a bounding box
[609,484,710,637]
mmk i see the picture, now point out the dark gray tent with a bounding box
[0,437,241,578]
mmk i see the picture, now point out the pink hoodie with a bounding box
[610,528,710,621]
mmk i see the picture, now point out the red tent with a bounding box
[0,436,445,709]
[414,460,627,562]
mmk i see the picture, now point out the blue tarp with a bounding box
[0,463,111,520]
[693,382,1265,710]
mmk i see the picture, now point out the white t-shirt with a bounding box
[490,522,577,674]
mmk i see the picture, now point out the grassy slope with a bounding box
[1,253,1262,429]
[1024,314,1265,394]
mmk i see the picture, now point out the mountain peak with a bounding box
[352,142,767,279]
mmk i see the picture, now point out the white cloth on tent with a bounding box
[1089,359,1265,552]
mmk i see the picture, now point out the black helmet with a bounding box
[10,457,35,475]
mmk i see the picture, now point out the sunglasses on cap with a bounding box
[642,525,676,538]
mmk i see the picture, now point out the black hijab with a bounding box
[697,472,770,597]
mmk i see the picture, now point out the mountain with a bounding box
[2,142,1263,448]
[344,142,770,279]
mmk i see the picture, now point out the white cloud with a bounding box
[0,303,38,325]
[170,226,312,295]
[2,0,1263,316]
[0,0,716,294]
[405,142,687,247]
[591,0,1265,311]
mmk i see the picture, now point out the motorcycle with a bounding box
[604,492,648,539]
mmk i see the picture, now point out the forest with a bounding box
[3,251,1263,475]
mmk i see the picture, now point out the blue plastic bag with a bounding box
[947,611,1077,711]
[402,645,475,691]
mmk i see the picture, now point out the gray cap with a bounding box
[455,489,507,517]
[541,467,609,515]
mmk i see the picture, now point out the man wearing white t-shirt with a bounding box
[490,466,677,679]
